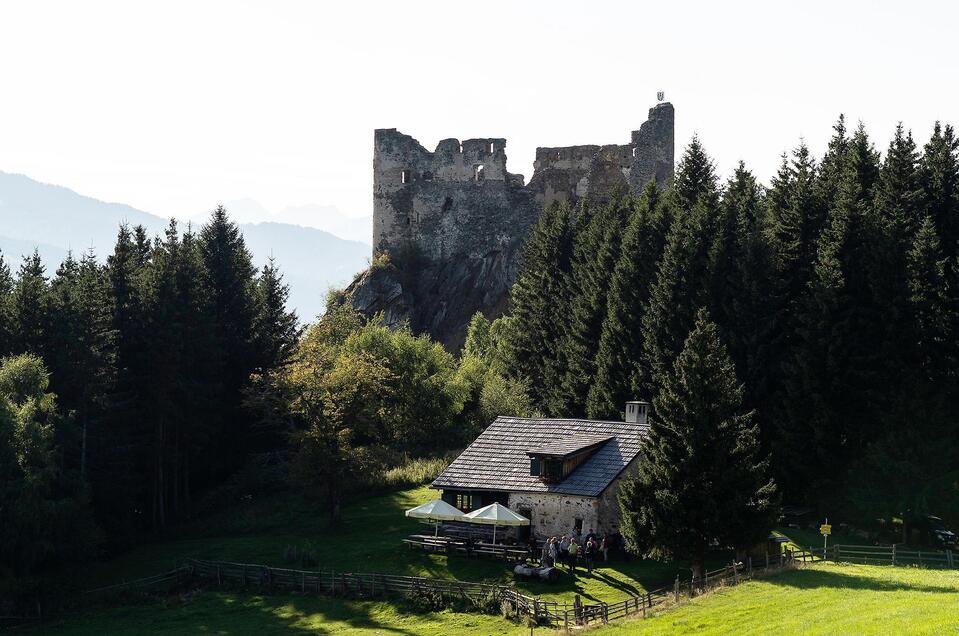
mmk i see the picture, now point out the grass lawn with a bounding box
[21,591,530,635]
[77,485,722,605]
[23,487,959,635]
[592,561,959,635]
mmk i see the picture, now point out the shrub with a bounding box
[407,586,446,612]
[371,454,455,491]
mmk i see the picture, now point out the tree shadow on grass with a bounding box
[762,568,959,594]
[588,570,644,597]
[196,591,427,636]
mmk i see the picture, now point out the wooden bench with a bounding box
[403,535,529,562]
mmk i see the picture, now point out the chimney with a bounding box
[625,400,650,426]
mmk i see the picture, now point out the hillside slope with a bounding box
[594,562,959,635]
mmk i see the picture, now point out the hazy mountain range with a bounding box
[193,198,373,245]
[0,171,372,322]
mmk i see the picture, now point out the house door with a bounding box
[519,508,533,541]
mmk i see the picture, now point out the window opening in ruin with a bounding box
[474,164,485,182]
[401,169,411,184]
[574,518,583,535]
[632,147,637,158]
[458,143,463,153]
[489,141,495,154]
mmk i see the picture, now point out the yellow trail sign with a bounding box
[820,524,832,536]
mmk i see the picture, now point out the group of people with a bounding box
[532,532,609,574]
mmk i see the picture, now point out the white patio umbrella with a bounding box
[462,502,530,544]
[405,498,465,536]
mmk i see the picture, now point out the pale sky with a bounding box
[0,0,955,224]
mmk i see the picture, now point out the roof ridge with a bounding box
[495,415,627,425]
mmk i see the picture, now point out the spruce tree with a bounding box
[0,251,14,356]
[905,216,954,398]
[716,164,777,431]
[641,140,720,396]
[920,122,959,260]
[502,202,576,411]
[848,218,957,531]
[587,183,669,419]
[199,206,260,473]
[254,257,300,372]
[555,196,630,416]
[814,114,851,212]
[776,125,884,502]
[11,250,48,356]
[44,250,116,479]
[619,309,777,579]
[102,224,151,535]
[878,124,923,248]
[769,142,822,306]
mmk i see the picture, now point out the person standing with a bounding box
[584,538,596,574]
[568,539,580,573]
[601,534,609,562]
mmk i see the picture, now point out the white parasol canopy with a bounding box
[462,503,529,544]
[405,498,465,536]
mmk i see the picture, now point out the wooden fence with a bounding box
[82,566,191,597]
[184,555,803,628]
[828,544,956,567]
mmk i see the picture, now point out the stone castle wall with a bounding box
[351,102,674,349]
[372,102,673,260]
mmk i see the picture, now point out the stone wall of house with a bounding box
[508,454,642,539]
[350,102,674,349]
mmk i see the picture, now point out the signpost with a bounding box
[820,518,832,555]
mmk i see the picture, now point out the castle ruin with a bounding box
[350,102,674,349]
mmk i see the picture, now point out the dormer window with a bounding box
[527,435,612,484]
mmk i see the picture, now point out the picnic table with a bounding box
[403,534,531,562]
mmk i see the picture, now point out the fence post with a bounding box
[947,550,954,568]
[733,560,739,585]
[674,575,680,603]
[216,565,221,587]
[765,551,769,572]
[892,544,897,566]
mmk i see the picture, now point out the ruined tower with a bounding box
[352,102,674,349]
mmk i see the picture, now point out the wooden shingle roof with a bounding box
[526,434,613,458]
[432,416,647,497]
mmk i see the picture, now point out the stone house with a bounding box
[432,401,650,539]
